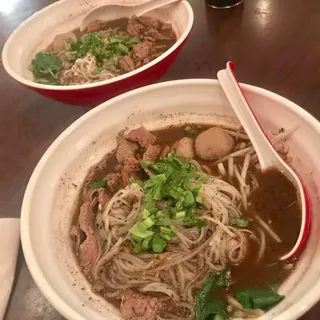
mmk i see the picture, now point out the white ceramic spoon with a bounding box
[80,0,181,32]
[217,61,310,261]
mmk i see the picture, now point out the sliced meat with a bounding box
[127,19,144,36]
[127,126,157,149]
[143,144,162,162]
[137,16,159,27]
[172,137,194,159]
[51,32,77,52]
[116,138,139,164]
[119,55,136,72]
[97,188,110,208]
[120,290,160,320]
[133,41,153,60]
[78,202,99,273]
[105,172,121,192]
[195,127,235,160]
[86,20,103,32]
[144,28,170,40]
[122,160,139,185]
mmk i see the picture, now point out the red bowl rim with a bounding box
[1,0,194,91]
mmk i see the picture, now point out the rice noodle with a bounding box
[254,214,282,243]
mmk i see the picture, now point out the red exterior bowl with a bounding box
[2,0,193,106]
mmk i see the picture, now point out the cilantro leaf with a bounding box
[29,52,61,85]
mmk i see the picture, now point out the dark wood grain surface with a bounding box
[1,0,320,319]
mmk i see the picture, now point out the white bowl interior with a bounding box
[2,0,192,90]
[21,80,320,320]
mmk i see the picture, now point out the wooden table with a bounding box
[1,0,320,319]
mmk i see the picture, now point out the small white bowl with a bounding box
[21,79,320,320]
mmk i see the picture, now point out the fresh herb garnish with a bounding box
[230,218,249,228]
[129,153,208,253]
[195,271,229,320]
[90,180,107,189]
[235,286,284,311]
[69,32,140,62]
[28,52,61,85]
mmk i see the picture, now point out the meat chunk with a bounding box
[51,32,77,52]
[172,137,194,159]
[133,41,153,60]
[105,172,121,192]
[122,161,139,184]
[143,144,162,162]
[127,126,157,149]
[86,20,103,32]
[127,19,144,36]
[116,138,139,164]
[137,16,159,27]
[119,55,136,72]
[78,202,99,273]
[145,28,170,40]
[195,127,235,160]
[120,290,159,320]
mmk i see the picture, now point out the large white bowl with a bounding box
[21,79,320,320]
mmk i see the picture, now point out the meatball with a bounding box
[195,127,234,160]
[172,137,194,159]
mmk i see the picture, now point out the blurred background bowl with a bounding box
[21,79,320,320]
[1,0,193,106]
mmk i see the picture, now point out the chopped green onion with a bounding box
[184,190,195,206]
[152,234,167,253]
[90,180,107,189]
[196,195,203,204]
[118,43,129,53]
[132,242,142,253]
[142,209,151,219]
[176,211,186,219]
[160,226,173,236]
[142,236,152,250]
[130,223,154,239]
[143,217,155,229]
[156,211,164,220]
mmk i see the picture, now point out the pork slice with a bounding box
[127,126,157,149]
[119,55,136,72]
[78,202,99,273]
[144,28,170,40]
[116,138,139,164]
[133,41,153,60]
[120,290,159,320]
[143,144,162,162]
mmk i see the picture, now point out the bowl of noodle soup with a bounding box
[1,0,193,106]
[21,79,320,320]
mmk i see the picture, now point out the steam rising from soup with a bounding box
[70,124,301,320]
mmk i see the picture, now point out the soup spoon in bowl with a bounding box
[80,0,181,32]
[217,61,310,261]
